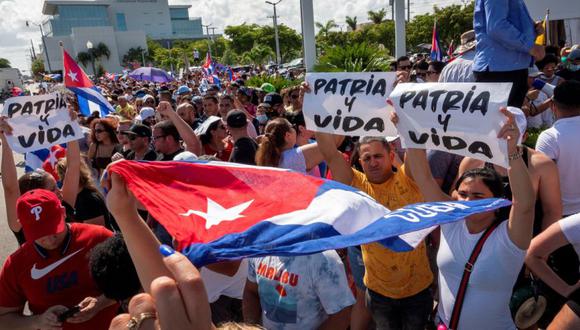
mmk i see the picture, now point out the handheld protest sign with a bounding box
[2,93,83,153]
[303,72,398,137]
[389,83,512,167]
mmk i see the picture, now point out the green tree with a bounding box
[315,42,392,72]
[0,58,11,68]
[122,47,148,67]
[345,16,358,31]
[152,47,182,71]
[31,58,45,76]
[316,20,338,38]
[220,49,239,65]
[241,44,275,65]
[76,42,111,77]
[367,9,387,24]
[224,23,301,63]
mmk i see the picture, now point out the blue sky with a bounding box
[0,0,465,73]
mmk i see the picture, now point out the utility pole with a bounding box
[202,23,212,55]
[266,0,282,65]
[209,27,216,41]
[300,0,315,71]
[26,21,52,72]
[30,40,37,60]
[407,0,410,22]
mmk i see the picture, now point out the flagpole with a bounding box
[545,9,550,46]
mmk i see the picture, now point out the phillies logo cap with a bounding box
[16,189,66,242]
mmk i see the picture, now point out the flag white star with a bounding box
[180,198,254,229]
[46,148,59,168]
[67,70,78,82]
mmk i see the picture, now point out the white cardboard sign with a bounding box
[389,82,512,167]
[2,93,83,153]
[303,72,398,137]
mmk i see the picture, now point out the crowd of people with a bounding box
[1,0,580,329]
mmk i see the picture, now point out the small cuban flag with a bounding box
[63,48,114,117]
[430,19,442,62]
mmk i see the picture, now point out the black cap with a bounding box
[226,109,247,129]
[123,124,152,138]
[264,92,283,106]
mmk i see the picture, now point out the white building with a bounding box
[40,0,206,73]
[524,0,580,46]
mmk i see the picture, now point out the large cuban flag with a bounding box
[63,48,114,117]
[108,160,510,266]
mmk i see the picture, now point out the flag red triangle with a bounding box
[63,49,94,88]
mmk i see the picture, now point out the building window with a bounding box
[116,13,127,31]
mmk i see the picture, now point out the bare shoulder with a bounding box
[529,148,557,173]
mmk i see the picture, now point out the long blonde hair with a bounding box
[56,157,99,193]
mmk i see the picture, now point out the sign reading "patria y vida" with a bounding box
[389,82,512,167]
[303,72,398,137]
[2,93,83,153]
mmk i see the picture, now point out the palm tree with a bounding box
[314,42,392,72]
[76,52,92,67]
[368,9,387,24]
[345,16,358,31]
[315,19,338,38]
[94,42,111,61]
[76,42,111,77]
[0,58,11,68]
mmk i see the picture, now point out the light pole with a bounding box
[26,21,52,72]
[266,0,282,65]
[86,41,97,80]
[202,23,213,55]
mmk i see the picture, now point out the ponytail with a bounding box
[255,118,292,167]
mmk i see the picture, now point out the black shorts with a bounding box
[566,287,580,317]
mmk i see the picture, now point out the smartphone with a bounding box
[58,306,81,322]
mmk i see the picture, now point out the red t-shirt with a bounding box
[203,140,233,161]
[0,223,117,329]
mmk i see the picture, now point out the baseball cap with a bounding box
[569,49,580,61]
[123,124,152,138]
[194,116,222,136]
[263,92,283,106]
[260,83,276,93]
[237,86,252,97]
[136,107,156,121]
[176,85,192,95]
[134,90,147,99]
[173,151,198,161]
[226,109,247,128]
[17,189,66,242]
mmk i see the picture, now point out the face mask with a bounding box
[257,114,268,124]
[570,64,580,72]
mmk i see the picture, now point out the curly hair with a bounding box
[90,118,119,144]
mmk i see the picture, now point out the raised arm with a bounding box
[501,108,535,249]
[0,119,20,232]
[157,101,202,156]
[405,149,452,202]
[314,132,353,185]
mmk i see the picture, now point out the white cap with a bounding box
[194,116,222,136]
[173,151,198,161]
[136,107,155,121]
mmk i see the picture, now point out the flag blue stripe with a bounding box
[69,86,114,116]
[182,198,510,266]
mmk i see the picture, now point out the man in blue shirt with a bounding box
[472,0,545,107]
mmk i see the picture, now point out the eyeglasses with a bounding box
[399,65,412,70]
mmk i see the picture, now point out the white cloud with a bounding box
[0,0,460,73]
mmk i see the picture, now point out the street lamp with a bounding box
[86,40,97,80]
[26,20,52,72]
[266,0,282,66]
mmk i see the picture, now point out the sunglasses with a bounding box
[399,65,412,70]
[127,134,139,141]
[94,129,105,133]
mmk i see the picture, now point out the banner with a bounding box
[303,72,398,137]
[2,93,83,153]
[389,83,512,167]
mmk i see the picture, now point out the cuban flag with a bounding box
[63,48,114,117]
[226,66,236,82]
[430,20,442,61]
[202,52,214,76]
[25,145,67,180]
[108,160,510,266]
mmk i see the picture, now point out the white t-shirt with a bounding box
[248,251,355,330]
[438,51,475,83]
[201,259,248,303]
[527,92,554,129]
[280,148,307,173]
[437,220,525,330]
[559,213,580,271]
[536,116,580,215]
